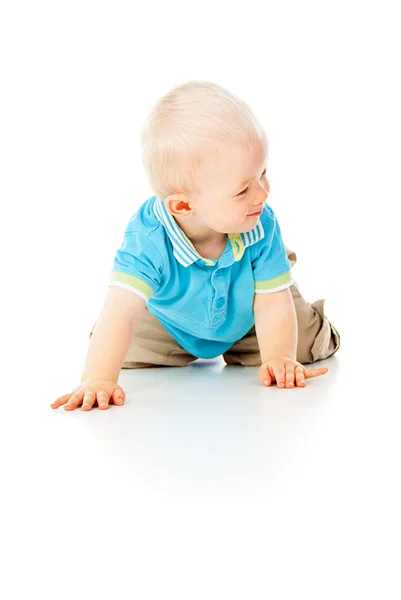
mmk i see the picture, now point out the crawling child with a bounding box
[51,81,340,411]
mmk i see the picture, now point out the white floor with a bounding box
[4,330,401,599]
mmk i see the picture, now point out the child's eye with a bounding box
[236,169,267,197]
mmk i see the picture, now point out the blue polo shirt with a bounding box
[109,195,293,359]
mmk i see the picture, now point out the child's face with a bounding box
[167,138,270,235]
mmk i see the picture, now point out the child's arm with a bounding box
[253,287,298,363]
[80,286,146,383]
[253,288,328,389]
[50,287,145,411]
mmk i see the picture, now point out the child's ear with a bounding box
[165,193,194,216]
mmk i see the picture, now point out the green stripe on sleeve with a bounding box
[109,271,154,300]
[254,270,292,291]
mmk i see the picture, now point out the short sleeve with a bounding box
[252,207,293,294]
[108,231,164,303]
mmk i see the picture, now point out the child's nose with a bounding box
[253,184,269,205]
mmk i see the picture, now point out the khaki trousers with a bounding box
[89,247,340,369]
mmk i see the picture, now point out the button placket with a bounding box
[211,269,227,321]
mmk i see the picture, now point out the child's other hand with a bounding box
[258,356,328,389]
[50,379,126,411]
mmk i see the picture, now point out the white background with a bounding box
[1,1,400,598]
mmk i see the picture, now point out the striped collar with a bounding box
[152,196,265,267]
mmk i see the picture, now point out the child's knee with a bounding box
[296,299,340,364]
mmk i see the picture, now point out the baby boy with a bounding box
[51,81,340,411]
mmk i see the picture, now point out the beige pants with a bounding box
[89,246,340,368]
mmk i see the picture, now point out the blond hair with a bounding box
[140,81,267,200]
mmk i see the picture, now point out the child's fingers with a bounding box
[294,367,306,387]
[260,365,272,386]
[81,391,97,411]
[261,363,326,388]
[51,383,126,411]
[304,367,328,379]
[263,374,271,386]
[96,391,110,410]
[284,366,295,388]
[64,391,84,410]
[50,393,71,409]
[273,366,286,388]
[111,389,125,406]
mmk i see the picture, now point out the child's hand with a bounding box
[258,356,328,389]
[50,379,126,411]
